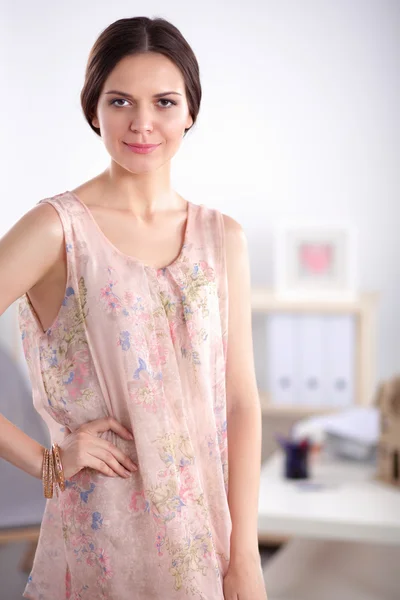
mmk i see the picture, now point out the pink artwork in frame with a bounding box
[274,225,358,300]
[299,242,334,277]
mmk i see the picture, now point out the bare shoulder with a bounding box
[0,201,65,315]
[221,213,248,257]
[26,201,63,227]
[5,201,64,243]
[222,213,246,237]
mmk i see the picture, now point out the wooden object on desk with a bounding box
[251,288,378,414]
[375,376,400,487]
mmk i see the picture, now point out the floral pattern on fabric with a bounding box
[19,191,231,600]
[129,432,220,598]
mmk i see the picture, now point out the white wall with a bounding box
[1,0,399,381]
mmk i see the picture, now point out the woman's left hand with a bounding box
[223,554,268,600]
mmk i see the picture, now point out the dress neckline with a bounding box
[66,190,193,271]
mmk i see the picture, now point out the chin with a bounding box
[121,161,162,175]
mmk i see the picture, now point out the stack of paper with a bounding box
[292,407,379,461]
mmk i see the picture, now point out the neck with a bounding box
[95,161,181,217]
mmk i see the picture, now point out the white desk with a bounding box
[258,450,400,545]
[258,451,400,600]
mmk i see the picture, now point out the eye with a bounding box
[109,98,177,109]
[157,98,177,109]
[110,98,130,107]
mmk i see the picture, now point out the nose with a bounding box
[129,105,154,134]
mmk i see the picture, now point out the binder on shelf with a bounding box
[323,315,355,407]
[297,315,325,407]
[253,288,377,412]
[266,314,299,406]
[265,313,356,409]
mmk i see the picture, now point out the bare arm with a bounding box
[223,214,262,563]
[0,204,139,481]
[0,203,64,316]
[0,203,65,477]
[0,414,45,478]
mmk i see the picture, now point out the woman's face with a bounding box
[92,52,194,173]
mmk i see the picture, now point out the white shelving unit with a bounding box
[251,288,378,416]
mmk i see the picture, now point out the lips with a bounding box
[125,143,160,148]
[124,142,161,155]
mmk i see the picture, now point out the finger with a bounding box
[88,448,132,478]
[96,438,138,472]
[86,456,119,478]
[106,418,135,441]
[82,416,134,441]
[79,416,134,440]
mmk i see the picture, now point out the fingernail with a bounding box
[124,469,131,477]
[128,432,134,439]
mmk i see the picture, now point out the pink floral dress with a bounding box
[18,191,232,600]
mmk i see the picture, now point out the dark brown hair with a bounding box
[80,17,201,138]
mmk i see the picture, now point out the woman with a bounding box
[0,16,266,600]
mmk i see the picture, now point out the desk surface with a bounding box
[258,451,400,545]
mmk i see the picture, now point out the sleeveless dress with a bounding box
[17,191,232,600]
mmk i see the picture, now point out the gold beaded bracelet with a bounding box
[42,447,54,498]
[41,443,66,498]
[52,443,66,492]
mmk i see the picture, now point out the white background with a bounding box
[1,0,399,382]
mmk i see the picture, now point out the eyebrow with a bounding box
[104,90,182,99]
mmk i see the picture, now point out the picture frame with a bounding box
[273,223,358,301]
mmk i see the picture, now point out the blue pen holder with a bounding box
[284,441,310,479]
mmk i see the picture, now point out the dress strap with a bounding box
[190,203,228,360]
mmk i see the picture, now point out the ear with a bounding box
[186,114,194,130]
[92,115,100,129]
